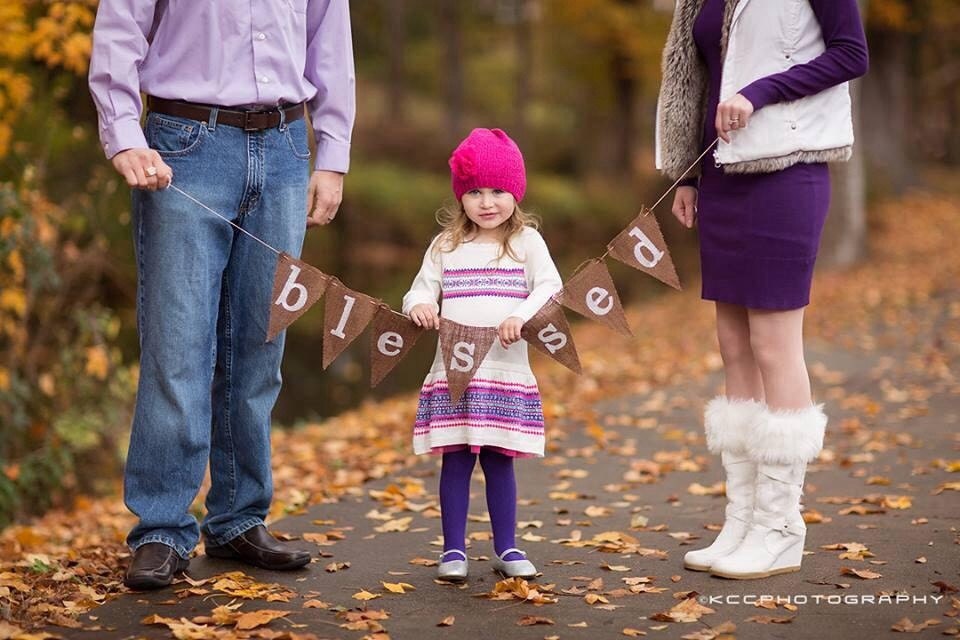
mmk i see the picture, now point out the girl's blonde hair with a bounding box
[432,201,540,262]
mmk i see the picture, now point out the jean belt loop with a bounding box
[277,104,287,132]
[207,107,219,131]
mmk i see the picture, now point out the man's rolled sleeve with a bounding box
[314,135,351,173]
[305,0,356,174]
[101,118,149,159]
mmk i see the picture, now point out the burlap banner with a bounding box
[266,253,330,343]
[369,304,425,388]
[521,298,582,374]
[559,258,632,336]
[607,209,681,290]
[322,279,379,370]
[439,319,497,405]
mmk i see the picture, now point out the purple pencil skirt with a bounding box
[696,159,831,310]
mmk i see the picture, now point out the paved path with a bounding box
[65,337,959,640]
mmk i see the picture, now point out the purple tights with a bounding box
[439,448,523,561]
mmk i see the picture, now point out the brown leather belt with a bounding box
[146,96,305,131]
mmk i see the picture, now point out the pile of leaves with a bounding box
[2,186,959,635]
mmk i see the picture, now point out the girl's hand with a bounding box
[716,93,755,143]
[672,186,698,229]
[409,304,440,330]
[498,316,524,348]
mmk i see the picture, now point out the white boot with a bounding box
[709,404,827,580]
[683,397,763,572]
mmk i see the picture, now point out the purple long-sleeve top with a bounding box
[737,0,869,111]
[88,0,356,173]
[680,0,868,187]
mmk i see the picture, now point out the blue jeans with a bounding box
[126,109,310,558]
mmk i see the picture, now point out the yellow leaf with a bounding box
[352,589,381,601]
[882,495,912,509]
[374,516,412,533]
[623,628,647,637]
[437,616,455,627]
[234,609,289,630]
[84,345,110,380]
[303,599,331,609]
[0,289,26,316]
[382,581,415,594]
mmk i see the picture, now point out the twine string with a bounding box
[167,138,720,322]
[599,137,719,261]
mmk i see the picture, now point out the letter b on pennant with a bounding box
[266,253,329,342]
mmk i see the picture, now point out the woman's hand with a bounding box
[409,304,440,330]
[672,186,698,229]
[498,316,524,348]
[716,93,755,143]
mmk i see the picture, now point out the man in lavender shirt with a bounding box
[88,0,355,590]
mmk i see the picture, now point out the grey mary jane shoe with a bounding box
[491,548,537,579]
[437,549,468,582]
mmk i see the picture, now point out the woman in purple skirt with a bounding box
[655,0,868,579]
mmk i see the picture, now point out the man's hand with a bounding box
[111,149,173,190]
[307,170,344,228]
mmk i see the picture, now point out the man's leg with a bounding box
[201,117,310,567]
[124,112,243,586]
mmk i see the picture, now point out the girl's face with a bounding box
[461,188,516,240]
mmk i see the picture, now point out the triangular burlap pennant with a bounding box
[607,208,681,290]
[266,252,329,342]
[559,258,632,336]
[439,319,497,405]
[521,298,582,374]
[369,305,425,387]
[322,279,378,370]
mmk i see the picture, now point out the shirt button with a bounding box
[259,76,270,84]
[790,123,798,130]
[257,32,266,40]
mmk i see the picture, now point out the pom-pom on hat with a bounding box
[448,128,526,202]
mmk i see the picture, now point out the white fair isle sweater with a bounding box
[402,226,563,456]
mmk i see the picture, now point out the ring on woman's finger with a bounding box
[145,166,158,177]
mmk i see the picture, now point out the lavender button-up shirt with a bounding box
[88,0,355,173]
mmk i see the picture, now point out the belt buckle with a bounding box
[242,110,260,132]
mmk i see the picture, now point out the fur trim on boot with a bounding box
[704,396,763,455]
[747,404,827,465]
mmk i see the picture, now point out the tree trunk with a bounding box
[611,50,635,174]
[820,76,867,268]
[513,0,533,147]
[861,27,913,193]
[441,0,463,142]
[385,0,406,123]
[819,0,869,269]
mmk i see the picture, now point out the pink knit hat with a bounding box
[449,128,526,202]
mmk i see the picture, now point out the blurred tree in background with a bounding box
[1,0,957,526]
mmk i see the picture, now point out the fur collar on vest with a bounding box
[657,0,851,178]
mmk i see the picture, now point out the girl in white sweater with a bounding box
[403,128,562,582]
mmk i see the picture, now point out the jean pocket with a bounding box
[284,120,312,160]
[146,112,207,157]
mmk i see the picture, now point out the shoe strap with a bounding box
[497,547,526,560]
[753,512,805,536]
[440,549,467,561]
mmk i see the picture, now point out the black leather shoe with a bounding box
[205,525,311,570]
[124,542,189,590]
